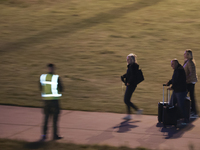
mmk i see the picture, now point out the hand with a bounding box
[167,87,173,90]
[127,83,130,86]
[165,82,169,86]
[121,76,125,83]
[121,76,124,82]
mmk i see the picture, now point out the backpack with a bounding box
[136,69,144,85]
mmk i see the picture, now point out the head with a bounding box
[47,63,55,73]
[171,59,179,70]
[127,53,137,65]
[184,49,193,60]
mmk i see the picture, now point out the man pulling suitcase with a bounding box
[165,59,188,125]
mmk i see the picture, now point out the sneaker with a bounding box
[190,112,195,115]
[137,109,143,115]
[186,96,190,100]
[40,135,46,141]
[123,115,132,120]
[181,122,188,126]
[53,135,63,140]
[190,114,199,118]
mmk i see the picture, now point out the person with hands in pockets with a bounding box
[40,63,63,141]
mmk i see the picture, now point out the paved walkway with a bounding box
[0,105,200,150]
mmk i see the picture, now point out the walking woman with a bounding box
[183,49,198,118]
[121,53,143,120]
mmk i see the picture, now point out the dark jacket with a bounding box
[168,64,187,92]
[122,63,139,86]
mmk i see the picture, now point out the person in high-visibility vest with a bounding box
[40,63,63,140]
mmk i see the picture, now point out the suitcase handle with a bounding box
[163,85,170,104]
[167,88,170,103]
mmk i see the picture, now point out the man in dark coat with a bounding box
[166,59,188,124]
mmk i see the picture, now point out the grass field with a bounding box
[0,0,200,115]
[0,139,149,150]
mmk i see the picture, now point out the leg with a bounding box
[124,85,137,114]
[53,113,59,137]
[43,113,49,136]
[43,101,51,136]
[52,100,61,139]
[176,92,188,122]
[169,92,181,118]
[169,91,177,106]
[187,84,197,114]
[129,101,138,111]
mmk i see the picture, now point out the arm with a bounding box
[171,69,186,90]
[58,77,63,92]
[39,81,42,91]
[167,79,172,86]
[122,73,126,78]
[121,73,126,83]
[187,61,196,83]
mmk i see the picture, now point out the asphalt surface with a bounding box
[0,105,200,150]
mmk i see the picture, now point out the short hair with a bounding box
[171,59,179,65]
[185,49,193,60]
[47,63,54,68]
[127,53,137,63]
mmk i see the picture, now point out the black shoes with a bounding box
[53,135,63,140]
[40,135,63,141]
[40,135,46,141]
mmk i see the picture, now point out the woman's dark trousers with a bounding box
[187,83,198,114]
[124,85,138,114]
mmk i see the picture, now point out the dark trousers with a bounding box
[43,100,60,137]
[187,83,197,114]
[124,85,138,114]
[169,91,188,122]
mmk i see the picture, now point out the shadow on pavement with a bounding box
[24,140,47,149]
[113,120,140,133]
[157,118,196,139]
[87,128,115,144]
[87,120,140,144]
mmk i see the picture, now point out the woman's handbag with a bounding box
[136,69,144,85]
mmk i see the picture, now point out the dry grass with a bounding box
[0,139,149,150]
[0,0,200,115]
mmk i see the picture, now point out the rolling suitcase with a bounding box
[162,88,178,128]
[163,105,178,128]
[158,84,169,123]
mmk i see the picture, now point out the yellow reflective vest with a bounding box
[40,74,62,100]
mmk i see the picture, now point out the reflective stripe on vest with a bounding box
[40,74,62,98]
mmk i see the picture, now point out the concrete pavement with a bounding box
[0,105,200,150]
